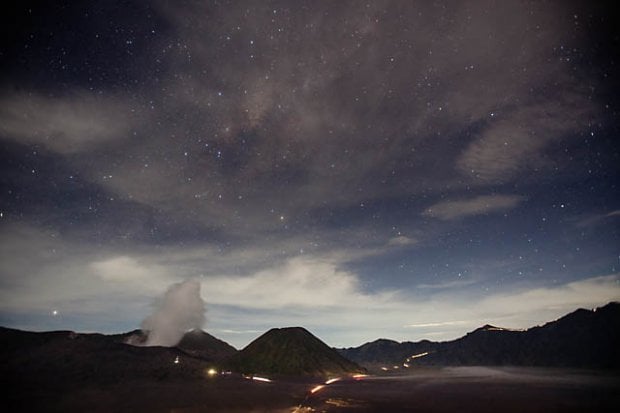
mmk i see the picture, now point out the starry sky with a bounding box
[0,0,619,349]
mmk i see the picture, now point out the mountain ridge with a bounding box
[338,302,620,369]
[2,301,618,384]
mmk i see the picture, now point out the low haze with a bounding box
[0,0,619,349]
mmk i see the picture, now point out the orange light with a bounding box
[325,377,341,385]
[310,385,325,394]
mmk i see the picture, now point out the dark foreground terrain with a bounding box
[6,367,619,412]
[299,367,620,413]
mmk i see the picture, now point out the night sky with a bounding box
[1,0,619,349]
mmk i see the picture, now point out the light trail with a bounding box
[251,376,272,382]
[409,352,429,359]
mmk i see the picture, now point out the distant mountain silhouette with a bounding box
[226,327,364,376]
[339,302,620,369]
[0,328,217,388]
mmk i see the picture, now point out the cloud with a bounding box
[405,320,471,328]
[415,279,479,290]
[202,256,395,310]
[92,256,162,283]
[456,94,596,184]
[388,235,417,247]
[575,209,620,228]
[0,224,177,322]
[0,91,139,153]
[397,275,620,342]
[218,329,263,335]
[422,195,524,220]
[478,275,620,319]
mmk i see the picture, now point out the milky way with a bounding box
[0,1,618,348]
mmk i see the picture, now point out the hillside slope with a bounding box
[227,327,364,376]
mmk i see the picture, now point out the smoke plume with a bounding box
[140,279,206,346]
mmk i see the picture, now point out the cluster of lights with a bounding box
[293,374,369,412]
[309,374,367,395]
[381,352,430,371]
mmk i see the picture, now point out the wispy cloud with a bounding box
[0,91,141,153]
[91,256,176,289]
[201,256,397,310]
[217,329,263,335]
[404,320,471,328]
[456,93,597,184]
[415,278,479,290]
[575,209,620,228]
[478,275,620,319]
[388,235,417,247]
[422,195,524,220]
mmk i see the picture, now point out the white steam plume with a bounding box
[140,279,205,346]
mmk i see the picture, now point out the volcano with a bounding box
[176,329,238,360]
[114,328,237,362]
[226,327,364,377]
